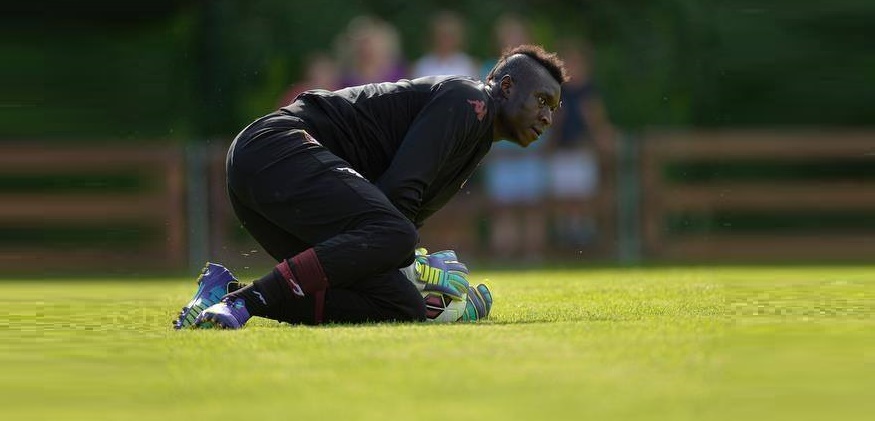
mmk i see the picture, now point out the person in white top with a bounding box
[411,10,479,78]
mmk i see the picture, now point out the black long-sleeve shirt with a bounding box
[281,76,495,227]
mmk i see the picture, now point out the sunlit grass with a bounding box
[1,266,872,420]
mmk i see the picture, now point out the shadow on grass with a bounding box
[259,315,632,329]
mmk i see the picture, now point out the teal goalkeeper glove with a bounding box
[400,249,494,322]
[413,249,470,300]
[402,249,469,301]
[461,283,493,322]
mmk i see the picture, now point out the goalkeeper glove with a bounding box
[461,283,493,322]
[405,249,469,300]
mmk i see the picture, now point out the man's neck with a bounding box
[483,83,506,142]
[484,83,498,102]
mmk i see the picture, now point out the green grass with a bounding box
[1,266,873,420]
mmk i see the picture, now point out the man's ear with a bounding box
[500,75,513,98]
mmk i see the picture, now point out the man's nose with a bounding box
[539,109,552,126]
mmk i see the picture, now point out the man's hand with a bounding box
[400,248,495,322]
[410,249,469,301]
[461,283,493,322]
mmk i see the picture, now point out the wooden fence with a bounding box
[2,131,872,275]
[205,142,275,269]
[641,131,875,261]
[205,144,618,266]
[0,144,186,272]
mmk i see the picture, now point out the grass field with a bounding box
[2,266,873,420]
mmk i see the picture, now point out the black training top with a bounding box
[280,76,496,227]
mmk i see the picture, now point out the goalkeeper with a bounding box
[174,45,567,329]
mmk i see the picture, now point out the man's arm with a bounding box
[375,83,486,223]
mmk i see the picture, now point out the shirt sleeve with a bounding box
[375,82,487,223]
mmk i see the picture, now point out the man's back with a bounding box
[282,76,495,225]
[283,76,487,179]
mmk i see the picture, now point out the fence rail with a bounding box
[0,144,186,272]
[641,131,875,262]
[1,131,872,274]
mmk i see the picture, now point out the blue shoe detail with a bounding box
[173,262,238,330]
[193,298,251,329]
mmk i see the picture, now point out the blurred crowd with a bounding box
[277,12,617,261]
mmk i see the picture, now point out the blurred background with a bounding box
[1,0,873,275]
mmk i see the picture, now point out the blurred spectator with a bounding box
[335,15,406,86]
[276,52,341,108]
[549,39,615,153]
[411,11,478,78]
[482,145,549,261]
[545,38,616,249]
[479,13,531,80]
[479,14,548,261]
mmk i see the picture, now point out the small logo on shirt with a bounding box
[335,167,364,179]
[467,99,487,121]
[300,130,321,146]
[288,279,305,297]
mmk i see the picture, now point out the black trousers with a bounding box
[226,114,425,324]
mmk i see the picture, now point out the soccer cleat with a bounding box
[193,297,251,329]
[172,262,239,330]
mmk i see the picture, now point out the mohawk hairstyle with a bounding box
[486,44,570,85]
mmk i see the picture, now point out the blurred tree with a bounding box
[0,0,870,141]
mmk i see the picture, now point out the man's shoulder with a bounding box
[433,76,485,90]
[429,78,491,125]
[422,76,486,103]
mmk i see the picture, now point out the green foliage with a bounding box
[2,1,870,139]
[667,211,875,235]
[0,224,160,249]
[0,11,197,140]
[664,159,875,183]
[2,267,873,419]
[0,173,148,194]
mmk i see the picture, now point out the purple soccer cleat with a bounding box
[193,297,251,329]
[173,262,239,330]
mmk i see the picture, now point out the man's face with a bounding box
[497,67,562,147]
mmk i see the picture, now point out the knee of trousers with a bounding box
[375,217,418,263]
[407,295,428,322]
[393,297,427,322]
[387,277,428,322]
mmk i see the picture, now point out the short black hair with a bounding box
[486,44,569,85]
